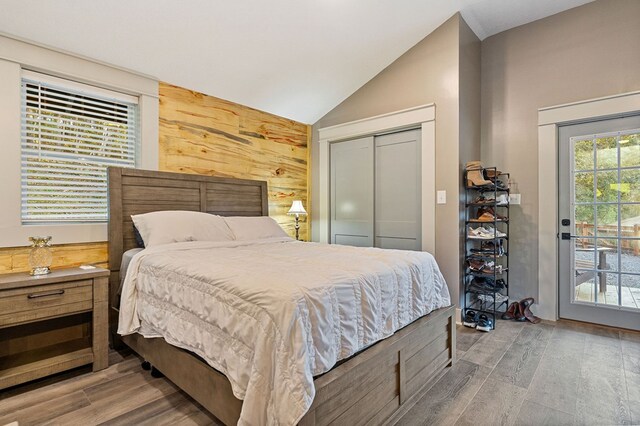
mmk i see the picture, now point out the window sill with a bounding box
[0,223,107,248]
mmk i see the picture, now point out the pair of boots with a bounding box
[502,297,541,323]
[465,161,493,187]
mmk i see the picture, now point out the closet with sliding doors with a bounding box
[330,128,421,250]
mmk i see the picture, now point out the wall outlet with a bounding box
[509,193,521,205]
[437,190,446,204]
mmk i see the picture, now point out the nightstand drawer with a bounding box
[0,280,93,328]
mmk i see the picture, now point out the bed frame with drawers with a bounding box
[108,167,455,425]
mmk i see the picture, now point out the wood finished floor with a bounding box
[0,319,638,426]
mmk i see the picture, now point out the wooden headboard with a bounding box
[107,167,268,310]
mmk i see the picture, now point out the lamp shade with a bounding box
[287,200,307,215]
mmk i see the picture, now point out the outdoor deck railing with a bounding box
[576,222,640,255]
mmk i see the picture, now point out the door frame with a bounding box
[537,91,640,321]
[317,104,436,253]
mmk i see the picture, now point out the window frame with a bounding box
[20,71,140,225]
[0,34,158,248]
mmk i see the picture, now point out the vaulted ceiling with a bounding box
[0,0,593,123]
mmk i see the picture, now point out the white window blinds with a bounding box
[21,72,138,223]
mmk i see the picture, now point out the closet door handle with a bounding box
[27,289,65,299]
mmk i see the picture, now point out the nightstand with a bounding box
[0,267,110,389]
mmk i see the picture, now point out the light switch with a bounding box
[437,190,446,204]
[509,193,521,205]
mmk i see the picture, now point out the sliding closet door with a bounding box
[375,129,421,250]
[330,137,374,246]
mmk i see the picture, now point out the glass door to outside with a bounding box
[558,115,640,331]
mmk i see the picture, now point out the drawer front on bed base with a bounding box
[300,305,456,426]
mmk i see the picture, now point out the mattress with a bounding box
[119,248,143,294]
[118,238,450,426]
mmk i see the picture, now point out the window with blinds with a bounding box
[21,72,138,223]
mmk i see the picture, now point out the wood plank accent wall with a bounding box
[0,243,108,274]
[158,82,310,241]
[0,82,310,274]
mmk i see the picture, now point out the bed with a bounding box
[108,167,456,426]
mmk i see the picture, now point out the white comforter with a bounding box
[118,238,450,426]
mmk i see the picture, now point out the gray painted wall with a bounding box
[459,17,482,301]
[311,0,640,311]
[459,18,481,167]
[481,0,640,301]
[312,14,480,307]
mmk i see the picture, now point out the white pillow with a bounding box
[224,216,290,240]
[131,211,235,247]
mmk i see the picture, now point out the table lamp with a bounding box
[287,200,307,241]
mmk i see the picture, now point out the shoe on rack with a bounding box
[484,226,506,238]
[483,226,507,238]
[473,193,509,205]
[465,161,493,187]
[480,262,504,274]
[469,251,500,259]
[468,226,490,239]
[471,195,490,205]
[474,211,499,222]
[476,314,494,332]
[467,259,503,274]
[488,265,502,274]
[468,226,506,239]
[467,259,486,272]
[472,260,495,273]
[470,240,505,257]
[496,194,509,205]
[470,277,506,292]
[477,293,508,305]
[469,277,500,292]
[468,226,494,239]
[463,310,479,328]
[481,240,505,255]
[468,226,489,239]
[477,207,508,221]
[484,169,502,179]
[468,277,487,292]
[494,180,509,191]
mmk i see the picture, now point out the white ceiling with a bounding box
[0,0,593,124]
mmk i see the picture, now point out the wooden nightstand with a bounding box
[0,267,110,389]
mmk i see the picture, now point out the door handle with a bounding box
[560,233,581,240]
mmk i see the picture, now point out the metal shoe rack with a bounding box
[463,167,510,330]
